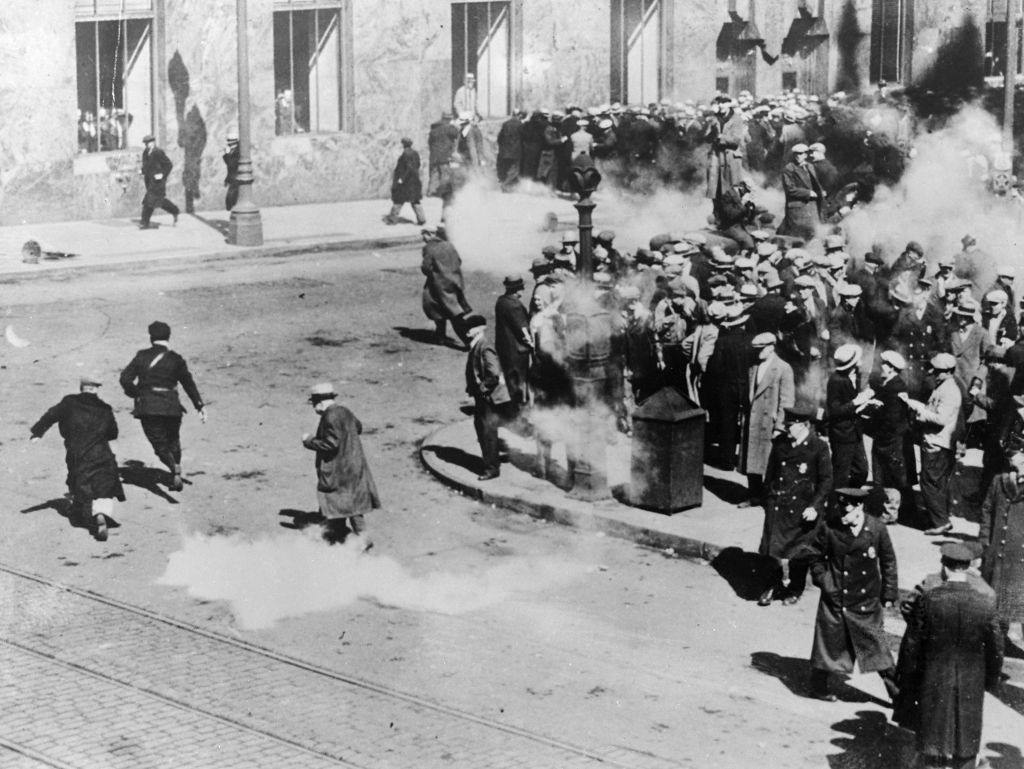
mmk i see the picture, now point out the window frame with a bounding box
[451,1,513,119]
[869,0,908,84]
[610,0,664,106]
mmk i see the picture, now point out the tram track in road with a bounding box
[0,562,667,769]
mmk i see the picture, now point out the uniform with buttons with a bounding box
[979,471,1024,624]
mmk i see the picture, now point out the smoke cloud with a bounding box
[158,530,591,630]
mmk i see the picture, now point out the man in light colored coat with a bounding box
[740,332,794,506]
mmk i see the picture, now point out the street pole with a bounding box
[1004,0,1018,151]
[229,0,264,246]
[574,196,595,280]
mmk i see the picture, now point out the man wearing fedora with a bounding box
[30,375,125,542]
[777,144,823,241]
[139,134,180,230]
[739,332,794,507]
[869,350,915,523]
[494,275,533,418]
[420,225,472,347]
[119,321,206,492]
[222,131,240,211]
[825,344,873,488]
[464,315,512,481]
[302,383,380,547]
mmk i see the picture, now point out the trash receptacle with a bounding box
[629,387,705,513]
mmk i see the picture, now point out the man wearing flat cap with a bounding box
[464,315,512,480]
[805,486,898,702]
[890,241,927,283]
[758,403,832,606]
[739,332,794,506]
[30,375,125,542]
[302,382,380,547]
[778,144,823,241]
[894,541,1003,768]
[494,275,533,417]
[119,321,206,492]
[139,134,180,230]
[903,352,962,534]
[421,226,472,347]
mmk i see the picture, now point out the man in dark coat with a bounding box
[895,542,1003,768]
[139,135,180,229]
[777,144,823,242]
[464,315,512,481]
[302,382,380,548]
[826,344,871,488]
[714,180,758,251]
[702,309,753,470]
[758,404,833,606]
[385,138,426,226]
[222,132,239,211]
[420,226,472,346]
[805,487,898,701]
[868,351,916,521]
[30,375,125,541]
[426,112,460,197]
[496,110,524,191]
[119,321,206,491]
[494,275,533,417]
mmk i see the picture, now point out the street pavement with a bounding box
[1,203,1023,767]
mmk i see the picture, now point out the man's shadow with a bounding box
[120,460,178,503]
[20,497,120,534]
[711,546,779,601]
[985,742,1024,769]
[702,474,749,504]
[750,652,882,704]
[826,710,915,769]
[191,213,231,239]
[393,326,465,350]
[278,508,323,530]
[421,444,485,475]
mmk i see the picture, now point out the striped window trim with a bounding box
[75,0,153,19]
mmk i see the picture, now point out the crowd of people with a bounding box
[77,107,135,154]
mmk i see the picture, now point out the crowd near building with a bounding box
[0,0,1005,224]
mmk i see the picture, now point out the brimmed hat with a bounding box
[794,275,817,289]
[308,382,337,402]
[961,234,977,248]
[824,234,845,250]
[561,232,579,245]
[750,229,772,242]
[541,245,558,258]
[833,343,862,370]
[937,254,955,268]
[710,249,734,269]
[835,486,870,500]
[879,350,907,370]
[985,289,1009,304]
[791,143,810,154]
[682,232,708,246]
[864,251,885,265]
[79,374,103,387]
[889,284,912,304]
[997,264,1015,278]
[463,314,487,330]
[765,275,784,291]
[734,256,756,270]
[673,241,699,256]
[929,352,956,371]
[530,257,550,274]
[752,332,777,347]
[503,275,525,291]
[739,284,758,301]
[142,134,155,143]
[954,296,980,317]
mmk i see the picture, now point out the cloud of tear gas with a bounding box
[843,103,1024,291]
[157,531,591,630]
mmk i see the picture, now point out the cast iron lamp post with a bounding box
[228,0,264,246]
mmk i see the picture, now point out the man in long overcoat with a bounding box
[494,275,532,417]
[496,110,524,191]
[759,404,832,606]
[704,97,747,201]
[464,315,511,481]
[805,487,898,701]
[825,344,871,488]
[740,333,794,506]
[777,144,823,242]
[30,375,125,541]
[420,226,472,346]
[385,138,426,226]
[979,450,1024,640]
[119,321,206,492]
[868,351,916,522]
[703,308,754,470]
[302,382,380,548]
[139,134,180,229]
[895,542,1003,768]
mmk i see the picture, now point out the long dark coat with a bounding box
[494,293,531,405]
[777,161,823,241]
[141,145,173,204]
[496,115,523,161]
[421,240,472,322]
[806,514,898,674]
[31,392,125,502]
[896,581,1003,758]
[303,404,380,519]
[980,472,1024,623]
[760,429,833,560]
[390,147,422,204]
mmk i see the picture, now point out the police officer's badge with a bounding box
[867,546,876,559]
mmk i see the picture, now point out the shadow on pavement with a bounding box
[393,326,466,351]
[422,444,485,476]
[120,460,178,504]
[702,474,748,504]
[995,680,1024,719]
[749,651,880,705]
[711,546,778,601]
[826,710,914,769]
[20,497,120,535]
[278,508,324,530]
[191,213,230,240]
[986,742,1024,769]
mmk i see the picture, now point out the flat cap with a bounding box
[752,332,777,347]
[596,230,616,242]
[791,143,810,154]
[929,352,956,371]
[148,320,171,340]
[463,314,487,330]
[541,245,558,257]
[756,241,779,257]
[824,234,846,250]
[794,275,817,288]
[879,350,907,370]
[940,542,974,564]
[617,285,641,300]
[838,282,863,297]
[79,374,103,387]
[904,241,925,256]
[985,289,1009,304]
[783,403,817,422]
[835,486,870,499]
[503,275,525,290]
[937,254,956,268]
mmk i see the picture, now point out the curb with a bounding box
[418,423,726,564]
[0,234,422,283]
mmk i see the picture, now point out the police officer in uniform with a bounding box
[119,321,207,491]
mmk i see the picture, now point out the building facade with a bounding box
[0,0,988,224]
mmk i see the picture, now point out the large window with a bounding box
[870,0,907,83]
[611,0,662,106]
[452,2,511,118]
[273,2,348,134]
[74,0,154,154]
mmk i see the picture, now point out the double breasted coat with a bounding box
[421,239,472,323]
[31,392,126,503]
[980,472,1024,623]
[806,514,898,674]
[740,355,795,476]
[303,404,381,519]
[760,430,833,560]
[777,161,823,240]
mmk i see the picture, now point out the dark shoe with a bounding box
[172,213,179,226]
[924,523,953,536]
[737,498,761,509]
[139,223,156,230]
[170,473,184,492]
[93,514,108,542]
[757,586,775,607]
[384,217,398,225]
[477,470,500,481]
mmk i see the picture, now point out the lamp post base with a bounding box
[228,207,264,246]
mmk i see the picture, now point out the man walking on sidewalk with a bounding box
[30,374,125,542]
[385,138,426,226]
[119,321,207,491]
[464,315,512,481]
[139,135,180,229]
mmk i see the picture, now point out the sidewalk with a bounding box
[0,197,443,280]
[420,419,979,596]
